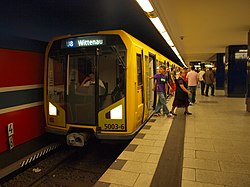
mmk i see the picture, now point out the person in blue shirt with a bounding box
[153,65,173,118]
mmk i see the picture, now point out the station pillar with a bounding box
[215,53,225,90]
[224,45,248,97]
[246,31,250,112]
[247,58,250,112]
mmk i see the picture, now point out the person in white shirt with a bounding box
[186,66,199,104]
[198,68,206,95]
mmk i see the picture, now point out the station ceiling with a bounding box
[152,0,250,64]
[1,0,250,67]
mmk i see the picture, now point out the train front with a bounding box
[44,33,127,146]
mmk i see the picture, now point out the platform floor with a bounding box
[95,90,250,187]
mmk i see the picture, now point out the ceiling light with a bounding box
[171,46,179,56]
[205,64,213,68]
[135,0,187,67]
[239,49,248,52]
[162,31,171,40]
[150,17,166,33]
[162,32,174,46]
[136,0,154,12]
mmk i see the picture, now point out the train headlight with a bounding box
[49,102,57,116]
[106,104,123,119]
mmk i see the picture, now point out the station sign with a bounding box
[61,36,106,48]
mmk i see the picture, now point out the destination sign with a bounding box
[62,36,105,48]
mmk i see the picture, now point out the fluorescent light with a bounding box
[239,49,247,52]
[171,46,179,56]
[162,31,171,41]
[110,105,123,119]
[179,57,186,66]
[166,40,174,47]
[150,17,166,33]
[136,0,154,12]
[135,0,187,67]
[162,31,174,47]
[205,64,213,68]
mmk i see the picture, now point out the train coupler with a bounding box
[66,132,89,147]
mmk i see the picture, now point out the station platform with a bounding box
[95,90,250,187]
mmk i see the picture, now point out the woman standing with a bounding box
[170,70,192,115]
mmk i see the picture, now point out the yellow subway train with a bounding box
[44,30,180,146]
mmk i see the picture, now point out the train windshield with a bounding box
[47,35,126,125]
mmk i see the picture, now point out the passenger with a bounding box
[165,67,171,97]
[182,67,188,83]
[171,67,177,78]
[168,68,176,96]
[170,70,192,115]
[204,68,215,96]
[186,66,199,105]
[153,65,173,118]
[198,68,206,95]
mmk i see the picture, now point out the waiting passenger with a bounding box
[198,68,206,95]
[186,66,199,105]
[204,68,215,96]
[170,70,192,115]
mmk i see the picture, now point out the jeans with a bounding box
[188,86,197,103]
[205,84,214,96]
[155,92,170,115]
[200,81,205,95]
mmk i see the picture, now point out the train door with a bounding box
[66,51,98,125]
[145,54,156,113]
[136,50,144,126]
[149,54,157,110]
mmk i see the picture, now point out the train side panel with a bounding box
[118,30,180,136]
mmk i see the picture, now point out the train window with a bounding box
[47,56,66,103]
[108,46,126,103]
[137,54,143,85]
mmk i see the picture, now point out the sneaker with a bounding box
[167,113,174,118]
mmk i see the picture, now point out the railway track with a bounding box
[1,138,130,187]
